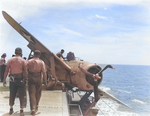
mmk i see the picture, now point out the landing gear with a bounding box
[67,88,99,116]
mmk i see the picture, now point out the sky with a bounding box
[0,0,150,65]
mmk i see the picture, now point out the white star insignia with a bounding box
[22,31,35,44]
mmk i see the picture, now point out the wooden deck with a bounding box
[0,83,69,116]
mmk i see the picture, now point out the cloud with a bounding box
[95,15,107,20]
[42,25,83,40]
[0,1,149,24]
[0,0,150,65]
[63,28,83,37]
[95,14,114,22]
[1,0,150,12]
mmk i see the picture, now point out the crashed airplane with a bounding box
[2,11,131,116]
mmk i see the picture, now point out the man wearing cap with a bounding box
[0,53,7,82]
[27,50,47,115]
[3,47,28,116]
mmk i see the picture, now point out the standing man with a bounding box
[0,53,7,82]
[3,48,28,116]
[27,50,47,115]
[56,49,65,60]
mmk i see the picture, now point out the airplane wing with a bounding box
[2,11,71,74]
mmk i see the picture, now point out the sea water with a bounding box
[98,64,150,116]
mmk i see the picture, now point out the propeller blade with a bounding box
[78,63,93,77]
[78,63,101,79]
[94,79,99,102]
[97,65,114,75]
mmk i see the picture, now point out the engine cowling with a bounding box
[65,60,102,90]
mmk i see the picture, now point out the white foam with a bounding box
[96,98,140,116]
[118,90,131,94]
[115,111,140,116]
[123,90,131,94]
[99,86,111,92]
[132,99,146,104]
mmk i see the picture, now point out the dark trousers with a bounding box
[28,75,42,111]
[9,78,27,108]
[0,65,6,82]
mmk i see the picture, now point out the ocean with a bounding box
[98,64,150,116]
[1,64,150,116]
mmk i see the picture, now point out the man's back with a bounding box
[6,56,26,74]
[27,57,46,73]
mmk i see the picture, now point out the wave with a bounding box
[118,90,131,94]
[99,86,131,94]
[132,99,146,104]
[96,97,140,116]
[99,86,111,92]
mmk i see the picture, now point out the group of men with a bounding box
[2,47,47,116]
[56,49,75,61]
[0,48,75,116]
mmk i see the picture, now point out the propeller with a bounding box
[97,65,115,75]
[78,64,114,102]
[78,64,114,79]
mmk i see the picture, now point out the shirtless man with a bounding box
[3,47,28,116]
[56,49,65,60]
[27,50,47,115]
